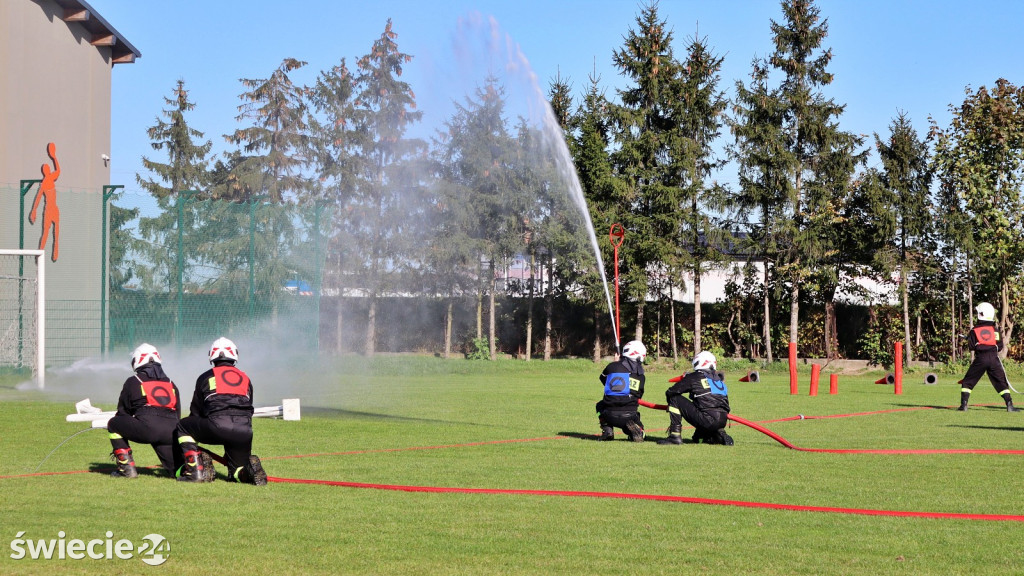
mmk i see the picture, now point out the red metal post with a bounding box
[788,342,798,395]
[609,224,625,348]
[829,373,838,395]
[809,364,820,396]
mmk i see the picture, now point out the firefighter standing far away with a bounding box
[175,337,267,484]
[107,344,182,478]
[596,340,647,442]
[658,351,734,445]
[958,302,1020,412]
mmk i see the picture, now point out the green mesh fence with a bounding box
[106,191,329,356]
[2,184,328,366]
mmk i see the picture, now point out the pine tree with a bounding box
[228,58,311,203]
[134,79,212,292]
[668,33,729,356]
[876,113,932,361]
[343,20,426,357]
[761,0,859,352]
[573,72,627,358]
[610,1,682,342]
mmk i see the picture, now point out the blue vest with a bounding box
[603,372,632,397]
[706,374,728,396]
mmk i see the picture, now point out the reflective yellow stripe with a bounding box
[108,433,122,440]
[961,388,972,393]
[668,406,681,415]
[178,435,195,444]
[1000,389,1012,397]
[208,376,217,391]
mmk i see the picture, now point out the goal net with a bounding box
[0,250,45,388]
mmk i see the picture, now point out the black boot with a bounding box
[598,424,615,441]
[177,450,215,483]
[657,425,683,445]
[716,429,734,446]
[956,403,968,411]
[625,421,645,443]
[111,448,138,478]
[1008,402,1021,413]
[234,455,268,486]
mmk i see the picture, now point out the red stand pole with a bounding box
[894,341,903,395]
[788,342,798,395]
[829,373,838,395]
[609,224,625,349]
[613,245,620,346]
[809,364,820,396]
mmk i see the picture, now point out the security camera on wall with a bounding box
[101,153,110,167]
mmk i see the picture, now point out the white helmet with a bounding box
[131,343,161,369]
[976,302,996,322]
[692,350,717,372]
[209,337,239,364]
[621,340,647,363]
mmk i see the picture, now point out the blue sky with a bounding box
[90,0,1024,194]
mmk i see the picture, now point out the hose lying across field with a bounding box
[6,406,1024,522]
[637,399,1024,455]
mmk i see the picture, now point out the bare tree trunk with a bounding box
[592,307,602,363]
[443,297,453,359]
[669,284,678,366]
[544,255,553,361]
[488,260,496,361]
[525,253,534,361]
[335,298,344,355]
[763,263,773,363]
[1001,280,1013,360]
[950,275,957,362]
[901,263,913,362]
[825,299,838,360]
[635,300,644,343]
[476,259,483,340]
[655,295,662,360]
[334,252,343,355]
[366,296,376,357]
[694,269,702,355]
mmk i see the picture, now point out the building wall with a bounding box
[1,0,125,362]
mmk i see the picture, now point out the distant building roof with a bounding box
[52,0,141,64]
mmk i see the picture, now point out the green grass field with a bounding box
[1,357,1022,575]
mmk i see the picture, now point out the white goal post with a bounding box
[0,249,45,389]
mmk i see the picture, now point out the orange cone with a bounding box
[875,374,895,385]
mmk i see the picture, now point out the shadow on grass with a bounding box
[87,462,171,478]
[556,431,602,441]
[946,424,1024,433]
[302,406,496,426]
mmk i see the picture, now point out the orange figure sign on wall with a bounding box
[29,142,61,262]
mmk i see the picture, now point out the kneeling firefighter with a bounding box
[106,344,182,478]
[175,337,266,485]
[595,340,646,442]
[658,351,733,446]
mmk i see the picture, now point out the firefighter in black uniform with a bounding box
[658,350,734,445]
[958,302,1020,412]
[176,337,267,484]
[107,344,182,478]
[596,340,646,442]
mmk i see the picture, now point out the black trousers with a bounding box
[107,411,181,474]
[177,413,253,477]
[961,352,1011,394]
[596,401,644,434]
[666,395,728,433]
